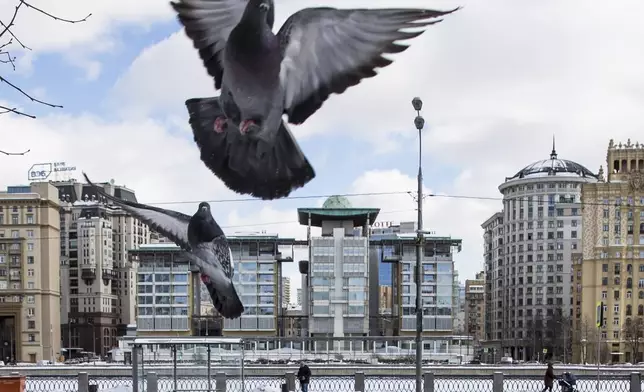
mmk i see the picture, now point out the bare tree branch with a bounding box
[0,147,30,155]
[0,104,35,117]
[0,1,91,118]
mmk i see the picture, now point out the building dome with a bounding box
[322,195,353,209]
[505,143,598,181]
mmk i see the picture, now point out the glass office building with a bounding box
[133,244,192,332]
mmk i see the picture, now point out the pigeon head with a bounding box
[248,0,271,12]
[197,202,211,216]
[242,0,274,26]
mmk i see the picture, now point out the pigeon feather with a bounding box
[170,0,274,89]
[277,7,460,124]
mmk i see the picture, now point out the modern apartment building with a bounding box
[298,196,377,348]
[130,244,195,335]
[281,277,291,307]
[223,234,302,342]
[483,141,599,361]
[0,183,61,362]
[575,139,644,364]
[56,179,149,356]
[371,221,419,287]
[465,272,485,344]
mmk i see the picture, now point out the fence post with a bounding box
[286,371,296,392]
[631,372,641,392]
[492,372,503,392]
[355,371,365,392]
[423,372,434,392]
[78,372,89,392]
[147,372,158,392]
[215,371,226,392]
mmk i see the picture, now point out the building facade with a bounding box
[131,244,194,335]
[298,196,378,348]
[296,288,302,306]
[281,277,291,306]
[223,235,301,342]
[0,183,61,362]
[465,272,486,345]
[484,143,599,361]
[576,139,644,364]
[57,179,149,356]
[482,212,503,345]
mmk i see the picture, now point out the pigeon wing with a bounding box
[170,0,254,89]
[83,173,193,251]
[277,7,458,124]
[186,237,245,319]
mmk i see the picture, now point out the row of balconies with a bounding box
[79,268,117,280]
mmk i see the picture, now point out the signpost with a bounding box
[27,163,52,181]
[596,301,604,392]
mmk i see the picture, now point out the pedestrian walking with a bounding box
[542,362,555,392]
[297,362,311,392]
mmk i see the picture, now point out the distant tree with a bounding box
[573,317,597,363]
[1,1,91,118]
[622,317,644,363]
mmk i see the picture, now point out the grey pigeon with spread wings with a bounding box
[171,0,458,200]
[82,173,244,319]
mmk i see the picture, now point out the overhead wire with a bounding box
[3,188,643,209]
[1,188,643,242]
[0,208,418,242]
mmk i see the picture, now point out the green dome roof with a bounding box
[322,195,353,209]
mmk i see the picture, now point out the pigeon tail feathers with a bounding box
[206,280,245,319]
[186,96,316,200]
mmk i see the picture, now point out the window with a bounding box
[27,321,35,329]
[28,334,35,342]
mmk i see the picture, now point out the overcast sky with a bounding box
[1,0,643,298]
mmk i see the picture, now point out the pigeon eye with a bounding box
[259,3,269,10]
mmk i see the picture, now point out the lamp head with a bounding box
[414,115,425,131]
[412,97,423,111]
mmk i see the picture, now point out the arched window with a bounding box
[627,305,633,316]
[638,305,644,316]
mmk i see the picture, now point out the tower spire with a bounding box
[550,135,558,159]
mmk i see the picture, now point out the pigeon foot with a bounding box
[214,117,228,133]
[201,274,211,283]
[240,119,259,135]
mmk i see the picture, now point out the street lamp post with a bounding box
[412,97,425,392]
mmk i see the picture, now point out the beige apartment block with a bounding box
[0,183,61,363]
[576,139,644,364]
[55,179,149,357]
[465,272,486,344]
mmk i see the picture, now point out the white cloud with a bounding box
[108,0,644,160]
[0,0,175,77]
[0,105,235,215]
[5,0,644,287]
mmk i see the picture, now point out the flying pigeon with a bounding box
[171,0,458,200]
[82,173,245,319]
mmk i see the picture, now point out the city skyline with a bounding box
[2,0,643,289]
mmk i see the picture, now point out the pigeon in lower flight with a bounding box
[171,0,458,200]
[83,173,244,319]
